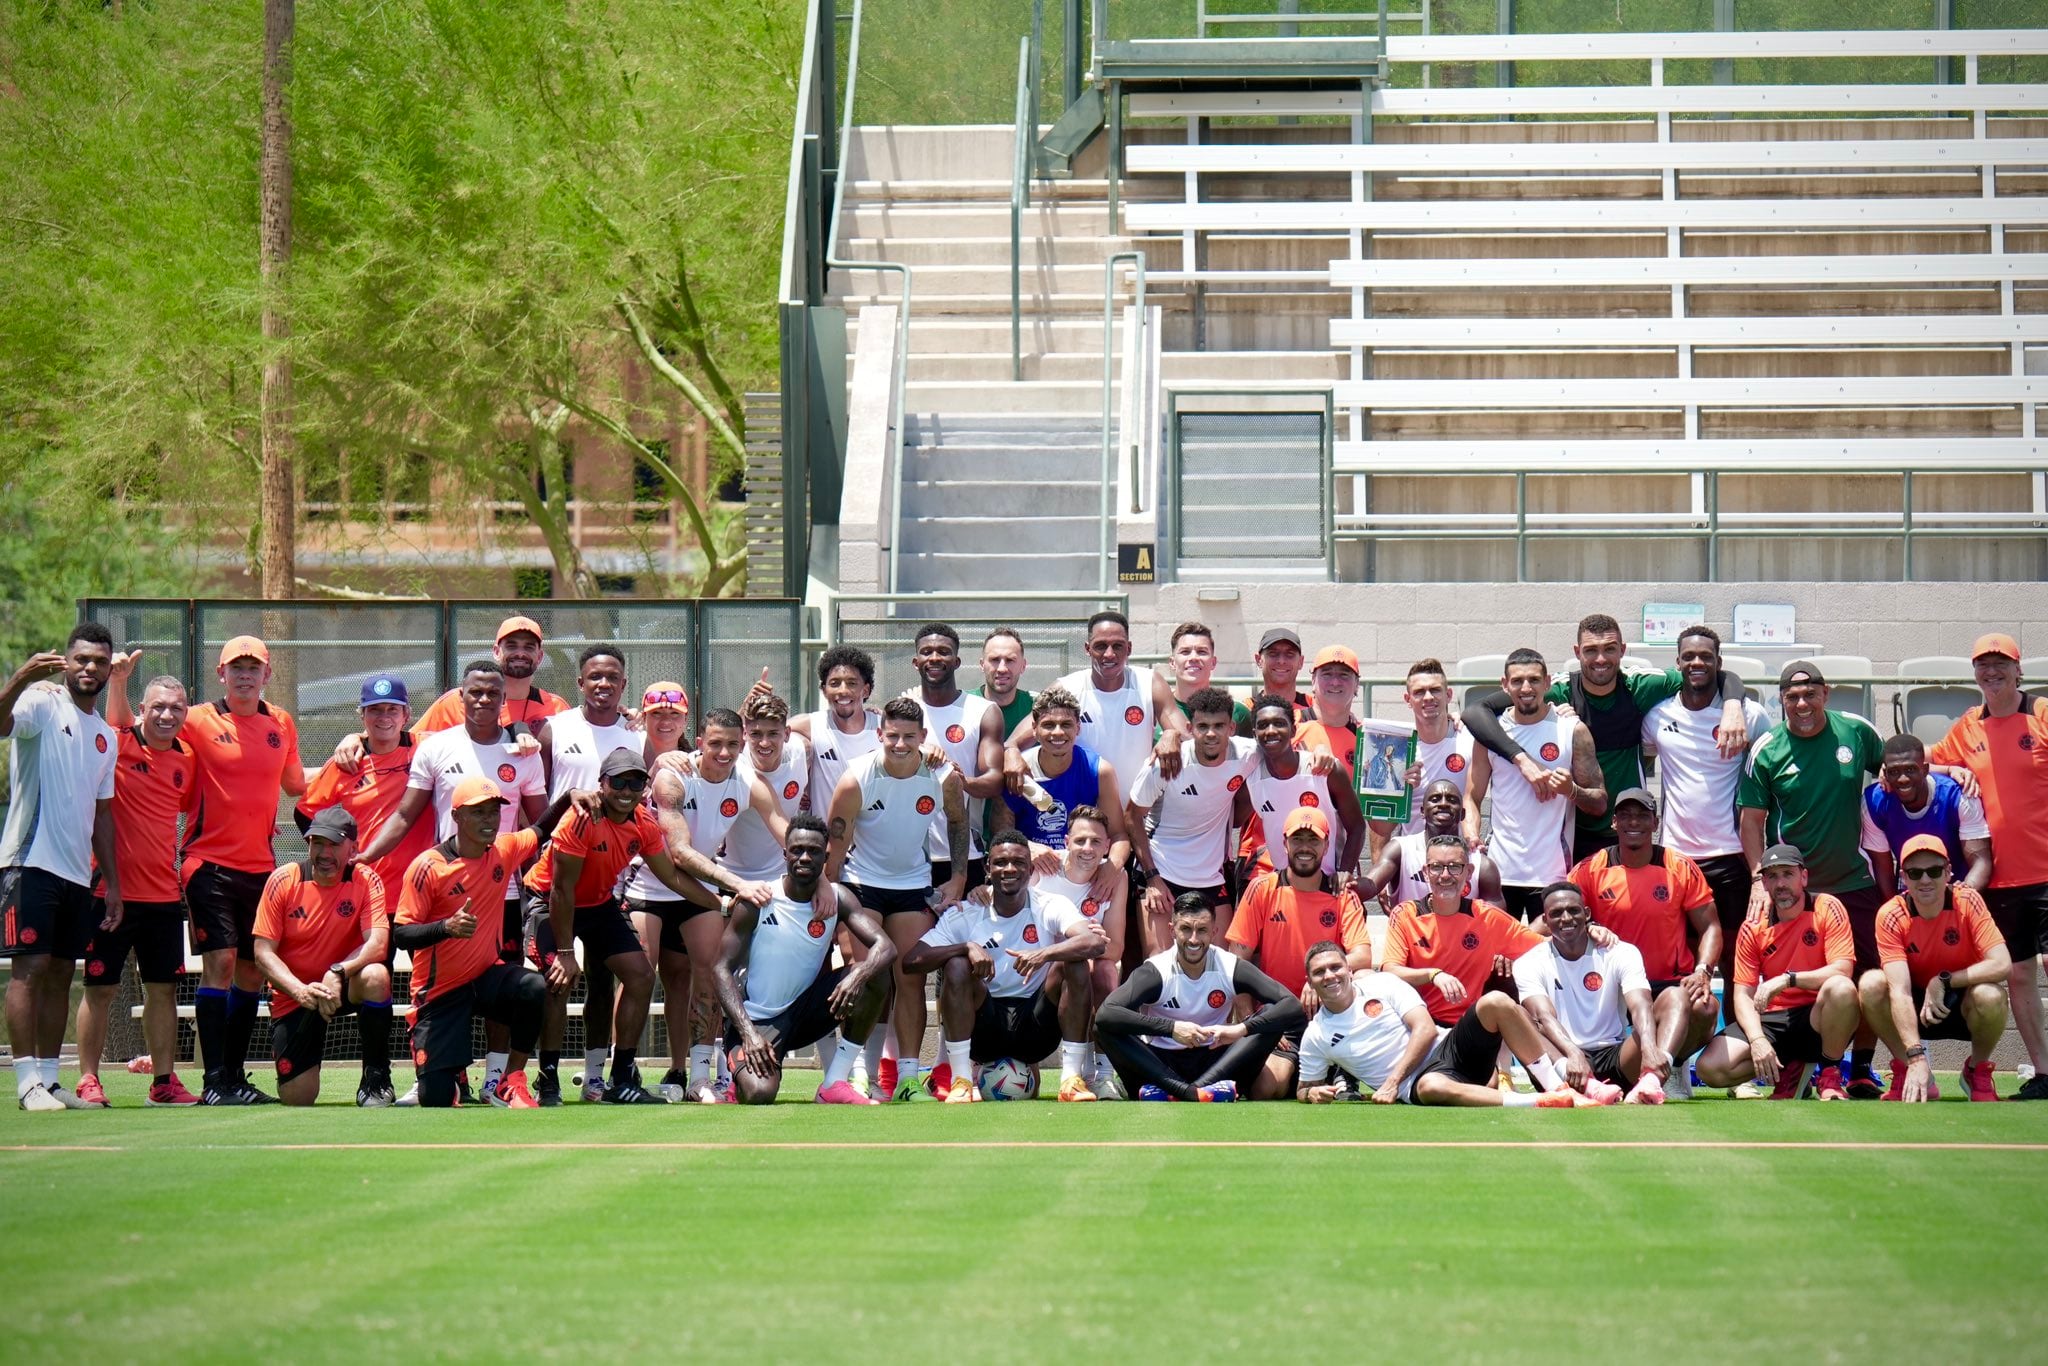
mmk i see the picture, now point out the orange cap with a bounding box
[640,681,690,714]
[1282,806,1330,839]
[1971,632,2020,662]
[217,635,269,668]
[450,775,508,810]
[495,615,545,644]
[1899,833,1950,867]
[1312,644,1360,675]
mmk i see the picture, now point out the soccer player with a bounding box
[978,628,1034,740]
[1127,686,1255,948]
[779,645,881,803]
[714,814,894,1105]
[826,696,968,1101]
[1928,632,2048,1099]
[1232,693,1365,881]
[995,687,1129,854]
[1694,845,1859,1100]
[74,670,199,1107]
[391,777,555,1108]
[2,626,121,1111]
[1861,732,1992,901]
[904,831,1105,1102]
[295,673,433,900]
[249,809,395,1107]
[1165,622,1253,735]
[1461,649,1606,921]
[1029,805,1128,1095]
[1227,807,1374,1098]
[1093,893,1305,1102]
[1857,835,2009,1102]
[908,624,1004,890]
[535,645,636,799]
[1514,882,1657,1104]
[1641,625,1770,1025]
[1359,779,1502,910]
[1294,945,1437,1104]
[1251,627,1314,718]
[1380,834,1546,1027]
[409,614,568,734]
[1463,613,1749,862]
[176,635,306,1105]
[1739,659,1888,1094]
[1007,610,1187,803]
[1383,660,1474,842]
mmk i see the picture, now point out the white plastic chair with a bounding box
[1895,656,1976,744]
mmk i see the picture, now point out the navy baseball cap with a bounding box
[360,673,410,707]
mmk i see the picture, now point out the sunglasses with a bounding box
[1902,864,1947,882]
[641,689,688,709]
[606,775,649,793]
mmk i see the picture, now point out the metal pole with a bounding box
[1064,0,1083,109]
[1495,0,1512,92]
[1103,251,1146,594]
[1934,0,1953,86]
[1713,0,1734,90]
[1903,470,1916,580]
[1514,470,1527,582]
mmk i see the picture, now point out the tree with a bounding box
[259,0,297,599]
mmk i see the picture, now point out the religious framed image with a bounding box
[1354,717,1417,823]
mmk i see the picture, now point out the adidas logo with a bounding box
[288,907,308,920]
[1269,911,1286,923]
[1259,800,1275,813]
[446,761,464,773]
[1180,783,1199,797]
[867,799,886,811]
[683,797,698,810]
[1329,1033,1346,1045]
[762,911,779,927]
[564,743,584,755]
[981,936,1000,951]
[1161,996,1177,1010]
[1783,763,1800,776]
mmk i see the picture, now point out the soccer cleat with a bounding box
[18,1083,65,1112]
[687,1079,724,1105]
[2012,1073,2048,1101]
[145,1074,201,1107]
[1094,1063,1125,1101]
[357,1077,397,1108]
[1579,1077,1625,1106]
[1057,1075,1099,1103]
[875,1057,898,1099]
[492,1073,539,1109]
[535,1070,563,1108]
[393,1080,421,1107]
[601,1080,668,1105]
[200,1083,251,1106]
[943,1077,981,1104]
[233,1077,278,1105]
[1812,1065,1849,1101]
[44,1083,95,1110]
[926,1061,953,1097]
[847,1060,871,1098]
[1728,1081,1765,1100]
[73,1075,110,1108]
[1136,1084,1173,1102]
[1195,1080,1238,1103]
[893,1077,935,1103]
[1844,1065,1885,1101]
[456,1072,477,1106]
[1663,1067,1693,1101]
[1960,1059,2000,1103]
[1534,1090,1579,1108]
[657,1067,689,1103]
[580,1077,610,1104]
[1882,1057,1939,1102]
[816,1080,881,1105]
[1767,1062,1810,1101]
[1624,1073,1666,1105]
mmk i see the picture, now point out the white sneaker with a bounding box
[1093,1064,1125,1101]
[44,1082,96,1110]
[580,1079,610,1103]
[393,1080,421,1107]
[687,1079,723,1105]
[18,1083,65,1112]
[1663,1067,1694,1101]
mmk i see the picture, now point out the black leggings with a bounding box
[420,966,546,1108]
[1097,1030,1280,1101]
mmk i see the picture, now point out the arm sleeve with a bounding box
[9,688,53,739]
[1510,949,1548,1000]
[1875,905,1908,966]
[1229,959,1308,1036]
[919,909,967,950]
[1459,688,1519,761]
[1626,670,1682,708]
[1338,890,1371,954]
[1733,923,1763,989]
[1858,797,1889,854]
[1385,975,1425,1016]
[1965,899,2004,961]
[1503,916,1547,958]
[1228,880,1268,952]
[1380,913,1412,968]
[1296,1025,1330,1084]
[1735,741,1769,811]
[406,742,436,792]
[1128,758,1165,806]
[1676,859,1712,913]
[518,757,545,798]
[1095,961,1179,1036]
[361,869,390,933]
[389,919,451,949]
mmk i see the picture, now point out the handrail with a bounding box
[1102,251,1145,591]
[1010,34,1033,383]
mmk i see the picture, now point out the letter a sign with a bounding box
[1117,543,1156,584]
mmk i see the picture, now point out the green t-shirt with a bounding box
[1736,711,1884,894]
[981,687,1034,741]
[1545,669,1684,837]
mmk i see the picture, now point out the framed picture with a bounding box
[1354,717,1418,823]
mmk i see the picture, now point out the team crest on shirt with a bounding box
[1125,706,1145,726]
[946,724,966,743]
[335,899,354,919]
[1022,924,1040,945]
[490,866,504,883]
[497,764,517,782]
[915,795,936,815]
[720,797,740,818]
[783,780,800,800]
[1461,931,1480,950]
[1206,989,1227,1008]
[1082,898,1101,916]
[267,731,282,749]
[1298,792,1320,808]
[807,918,827,939]
[2022,734,2037,752]
[1226,775,1245,792]
[627,839,641,856]
[1653,885,1670,902]
[1539,742,1561,762]
[94,732,108,754]
[1446,754,1465,774]
[1583,970,1604,991]
[1319,909,1337,928]
[1802,929,1819,947]
[1835,746,1853,765]
[1362,998,1384,1018]
[172,770,184,788]
[1943,927,1961,946]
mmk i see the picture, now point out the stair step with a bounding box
[838,236,1149,267]
[903,517,1104,554]
[903,481,1104,518]
[895,550,1105,594]
[905,379,1116,413]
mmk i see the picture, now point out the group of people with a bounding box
[3,606,2042,1111]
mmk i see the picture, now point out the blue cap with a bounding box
[359,673,410,707]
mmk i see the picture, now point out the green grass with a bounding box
[4,1065,2045,1364]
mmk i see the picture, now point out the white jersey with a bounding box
[742,888,838,1020]
[1143,945,1240,1050]
[910,690,994,860]
[808,708,880,809]
[1391,831,1496,906]
[1642,695,1771,859]
[842,750,945,892]
[725,736,810,882]
[919,888,1086,998]
[1512,939,1649,1050]
[1244,756,1338,875]
[544,708,636,801]
[409,725,545,839]
[0,687,117,888]
[1392,730,1475,838]
[1485,709,1578,887]
[1129,738,1257,888]
[1034,866,1109,924]
[1296,973,1430,1099]
[1056,667,1155,803]
[624,765,750,904]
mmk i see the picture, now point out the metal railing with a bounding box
[1010,30,1041,383]
[1101,250,1146,587]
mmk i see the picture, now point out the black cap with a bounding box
[1257,626,1302,654]
[1758,843,1806,871]
[305,808,357,844]
[1613,786,1657,814]
[1778,660,1826,688]
[599,746,650,781]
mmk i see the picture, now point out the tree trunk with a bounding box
[257,0,296,599]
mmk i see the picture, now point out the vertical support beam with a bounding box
[1354,90,1373,580]
[1107,78,1122,227]
[1514,471,1528,583]
[1934,0,1953,87]
[1064,0,1083,109]
[1712,0,1734,90]
[1902,470,1916,581]
[1705,471,1720,583]
[1495,0,1513,93]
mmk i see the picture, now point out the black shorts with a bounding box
[1986,882,2048,959]
[1695,853,1753,934]
[969,988,1063,1064]
[929,858,987,893]
[525,898,644,971]
[0,866,97,960]
[723,965,844,1061]
[184,861,269,961]
[1501,884,1547,924]
[1911,987,1979,1042]
[1584,1041,1631,1085]
[846,881,935,920]
[81,901,187,984]
[625,895,719,955]
[410,962,545,1074]
[1831,885,1887,975]
[271,999,359,1081]
[498,897,524,965]
[1721,1008,1829,1065]
[1161,878,1226,909]
[1419,1009,1499,1090]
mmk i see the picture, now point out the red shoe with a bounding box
[146,1074,201,1107]
[74,1074,110,1108]
[876,1057,898,1099]
[1882,1057,1940,1102]
[492,1073,539,1109]
[1535,1090,1578,1108]
[1961,1059,2000,1103]
[1813,1065,1849,1101]
[816,1080,881,1105]
[927,1061,953,1097]
[1768,1063,1809,1100]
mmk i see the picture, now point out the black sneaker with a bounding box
[357,1075,396,1108]
[601,1080,668,1105]
[1845,1067,1885,1101]
[234,1078,279,1105]
[658,1067,689,1103]
[201,1083,252,1106]
[535,1069,563,1108]
[2014,1073,2048,1101]
[456,1072,477,1106]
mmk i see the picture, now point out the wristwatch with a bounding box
[1939,970,1953,991]
[327,961,350,981]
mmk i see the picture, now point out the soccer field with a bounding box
[4,1069,2043,1364]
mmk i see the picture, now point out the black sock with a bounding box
[154,1073,171,1087]
[224,986,260,1082]
[1850,1047,1875,1077]
[610,1048,637,1087]
[539,1051,561,1073]
[195,988,228,1087]
[358,1002,393,1077]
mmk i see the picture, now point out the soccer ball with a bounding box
[975,1057,1039,1101]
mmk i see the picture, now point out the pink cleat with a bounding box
[1812,1065,1849,1102]
[1579,1077,1625,1106]
[816,1080,881,1106]
[1625,1073,1666,1105]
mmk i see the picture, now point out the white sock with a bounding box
[690,1044,714,1087]
[862,1028,888,1075]
[1060,1041,1088,1084]
[716,1047,731,1085]
[823,1037,863,1088]
[944,1040,973,1088]
[15,1058,39,1098]
[39,1057,60,1089]
[484,1052,509,1089]
[1504,1090,1538,1108]
[1081,1043,1097,1074]
[584,1047,608,1082]
[1527,1057,1564,1092]
[881,1023,899,1063]
[897,1057,922,1091]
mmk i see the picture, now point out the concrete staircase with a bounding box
[894,414,1103,593]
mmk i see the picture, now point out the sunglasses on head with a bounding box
[1902,863,1947,882]
[642,689,687,708]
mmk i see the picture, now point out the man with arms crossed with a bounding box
[716,813,893,1106]
[1515,882,1656,1105]
[1857,834,2008,1103]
